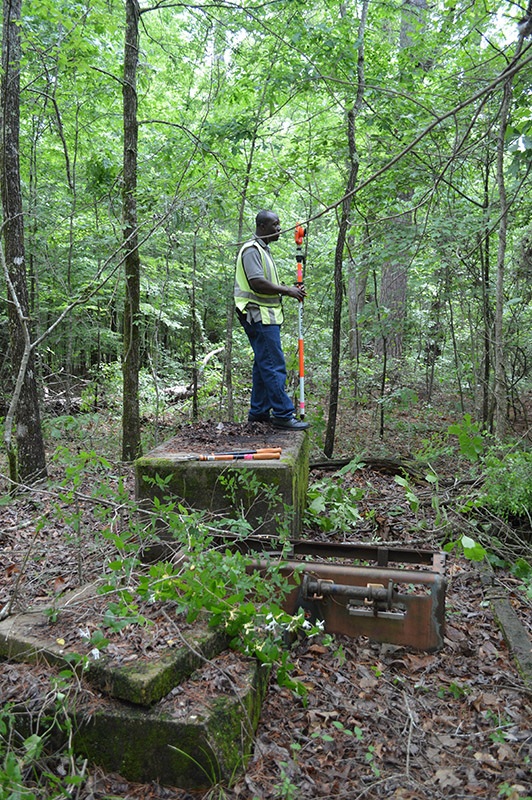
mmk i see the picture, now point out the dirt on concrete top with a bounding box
[149,421,296,455]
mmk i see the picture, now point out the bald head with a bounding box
[256,210,281,243]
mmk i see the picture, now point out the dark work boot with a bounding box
[272,416,309,431]
[247,413,273,423]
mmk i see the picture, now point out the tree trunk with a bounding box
[1,0,47,483]
[494,7,531,438]
[191,229,199,420]
[323,0,368,458]
[377,0,428,361]
[121,0,142,460]
[479,158,492,429]
[378,244,409,359]
[493,82,511,440]
[346,232,369,363]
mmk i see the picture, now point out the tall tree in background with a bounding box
[122,0,142,461]
[378,0,428,360]
[494,4,532,438]
[324,0,368,458]
[1,0,47,483]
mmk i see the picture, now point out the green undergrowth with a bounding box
[0,448,328,796]
[3,411,532,796]
[440,416,532,597]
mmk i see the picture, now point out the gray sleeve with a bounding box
[242,245,265,281]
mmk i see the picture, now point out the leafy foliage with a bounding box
[448,415,485,463]
[305,477,363,533]
[481,451,532,519]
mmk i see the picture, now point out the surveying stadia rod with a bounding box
[295,224,306,420]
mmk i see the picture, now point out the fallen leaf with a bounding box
[479,641,499,659]
[497,743,514,761]
[505,786,528,800]
[445,624,467,642]
[471,691,500,711]
[308,644,328,654]
[474,751,500,769]
[359,676,379,690]
[405,653,436,672]
[434,768,461,788]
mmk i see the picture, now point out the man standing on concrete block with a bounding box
[234,210,309,431]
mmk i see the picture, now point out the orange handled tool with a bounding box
[209,447,281,456]
[198,452,280,461]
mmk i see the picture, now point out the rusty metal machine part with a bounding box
[242,541,447,652]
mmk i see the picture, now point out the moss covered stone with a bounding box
[0,600,228,706]
[135,431,309,538]
[87,622,229,705]
[73,657,269,788]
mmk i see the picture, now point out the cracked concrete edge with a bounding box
[479,563,532,691]
[0,586,229,705]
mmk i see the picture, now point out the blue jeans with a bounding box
[238,316,295,419]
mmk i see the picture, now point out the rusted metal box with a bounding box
[242,539,446,652]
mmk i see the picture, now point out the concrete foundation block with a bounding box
[73,656,269,789]
[135,430,309,538]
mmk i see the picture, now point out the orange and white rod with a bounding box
[295,224,306,421]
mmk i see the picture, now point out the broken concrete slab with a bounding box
[480,565,532,690]
[135,429,309,538]
[0,586,228,706]
[7,650,268,790]
[73,655,269,789]
[1,584,269,789]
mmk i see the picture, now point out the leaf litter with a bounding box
[0,426,532,799]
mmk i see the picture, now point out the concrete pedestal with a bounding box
[135,430,309,538]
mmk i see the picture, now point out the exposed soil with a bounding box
[1,415,532,799]
[150,421,293,455]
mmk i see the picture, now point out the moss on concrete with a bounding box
[87,624,229,705]
[0,607,229,707]
[135,432,309,538]
[73,658,270,788]
[74,705,218,787]
[204,658,270,773]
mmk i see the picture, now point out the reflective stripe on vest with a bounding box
[234,240,284,325]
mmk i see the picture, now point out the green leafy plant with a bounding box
[415,431,454,462]
[217,468,292,539]
[305,476,363,533]
[443,534,487,562]
[509,558,532,601]
[498,781,532,799]
[365,744,380,777]
[113,477,324,699]
[481,450,532,519]
[394,474,420,512]
[274,762,299,800]
[448,414,484,462]
[425,469,448,528]
[0,671,86,799]
[0,705,38,800]
[437,681,471,699]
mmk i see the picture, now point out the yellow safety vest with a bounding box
[234,240,284,325]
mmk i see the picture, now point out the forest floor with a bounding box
[1,397,532,800]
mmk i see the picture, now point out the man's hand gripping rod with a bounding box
[295,224,305,420]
